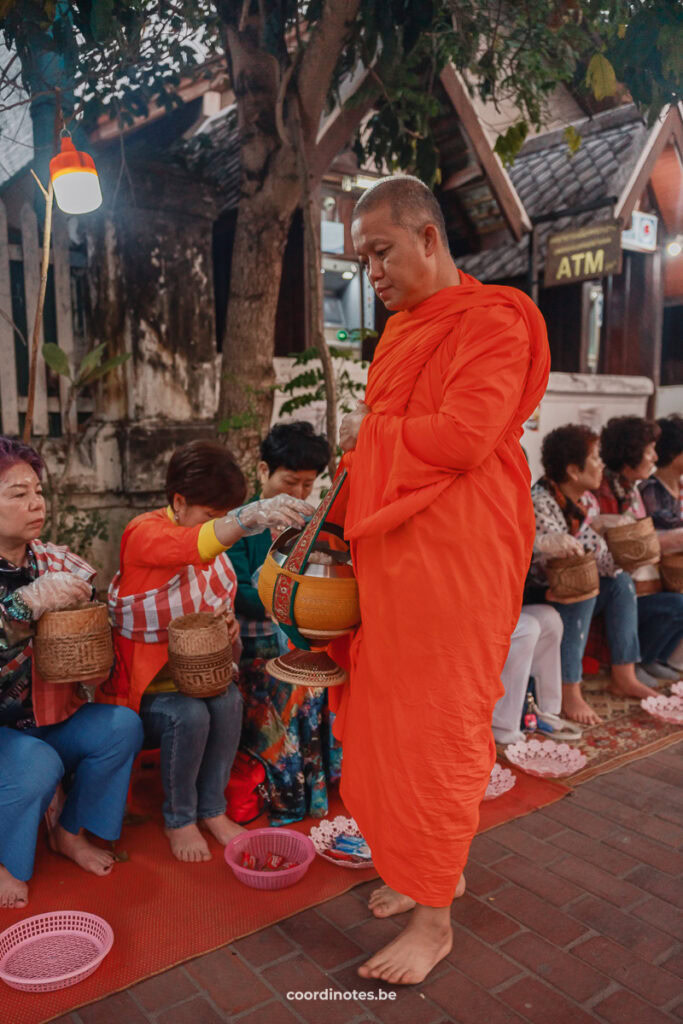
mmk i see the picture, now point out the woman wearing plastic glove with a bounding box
[104,439,314,862]
[527,424,655,726]
[595,415,683,683]
[230,422,343,825]
[0,437,143,909]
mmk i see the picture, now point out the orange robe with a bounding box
[329,274,550,906]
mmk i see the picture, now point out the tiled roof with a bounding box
[458,106,648,282]
[173,104,240,213]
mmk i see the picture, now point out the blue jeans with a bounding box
[0,704,143,881]
[550,574,640,684]
[138,686,243,829]
[638,591,683,664]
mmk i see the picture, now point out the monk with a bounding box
[330,175,550,985]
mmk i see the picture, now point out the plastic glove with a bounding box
[18,571,92,619]
[308,551,335,564]
[589,513,633,535]
[535,533,584,559]
[340,401,370,453]
[211,604,241,646]
[224,494,316,536]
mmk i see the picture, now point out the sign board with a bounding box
[621,210,658,253]
[545,221,622,287]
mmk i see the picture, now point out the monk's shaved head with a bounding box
[352,175,448,247]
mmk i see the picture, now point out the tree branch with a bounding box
[295,0,362,146]
[309,78,380,180]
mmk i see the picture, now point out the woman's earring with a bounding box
[173,508,180,523]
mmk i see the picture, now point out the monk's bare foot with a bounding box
[0,864,28,908]
[358,905,453,985]
[165,824,211,863]
[48,825,115,876]
[562,683,602,726]
[369,875,465,918]
[199,813,245,845]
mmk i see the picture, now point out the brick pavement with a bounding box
[53,742,682,1024]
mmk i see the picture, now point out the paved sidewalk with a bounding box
[55,742,682,1024]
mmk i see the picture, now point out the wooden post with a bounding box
[0,198,20,435]
[52,212,77,434]
[22,184,53,440]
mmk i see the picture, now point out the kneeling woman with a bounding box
[0,438,143,909]
[105,441,314,862]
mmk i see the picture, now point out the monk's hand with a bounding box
[224,494,316,536]
[18,571,92,619]
[339,401,370,452]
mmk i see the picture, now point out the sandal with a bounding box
[529,703,583,742]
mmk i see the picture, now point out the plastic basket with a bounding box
[0,911,113,993]
[224,828,315,890]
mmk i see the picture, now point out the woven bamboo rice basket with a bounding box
[167,612,232,697]
[34,602,114,685]
[546,553,600,604]
[660,553,683,593]
[606,516,660,571]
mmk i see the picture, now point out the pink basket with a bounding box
[0,911,113,993]
[225,828,315,890]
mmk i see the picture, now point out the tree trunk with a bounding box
[218,25,302,471]
[218,193,296,469]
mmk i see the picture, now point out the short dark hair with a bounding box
[260,421,330,476]
[165,441,246,509]
[352,175,449,247]
[0,436,44,480]
[600,416,660,472]
[541,424,599,483]
[655,414,683,468]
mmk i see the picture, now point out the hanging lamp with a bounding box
[49,132,103,214]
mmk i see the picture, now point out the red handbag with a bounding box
[225,750,268,824]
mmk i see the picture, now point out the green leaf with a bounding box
[76,343,107,382]
[42,343,72,379]
[79,353,130,384]
[493,121,529,168]
[585,53,618,101]
[563,125,582,156]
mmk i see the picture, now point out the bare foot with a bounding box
[0,864,28,908]
[369,875,465,918]
[199,813,245,845]
[48,825,115,876]
[165,823,211,863]
[562,683,602,726]
[608,672,659,701]
[358,905,453,985]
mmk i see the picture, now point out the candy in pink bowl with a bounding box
[225,828,315,890]
[640,694,683,725]
[0,911,113,993]
[309,816,374,869]
[484,763,516,800]
[504,738,586,778]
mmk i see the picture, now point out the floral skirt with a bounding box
[237,634,343,825]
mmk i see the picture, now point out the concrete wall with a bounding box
[522,373,654,482]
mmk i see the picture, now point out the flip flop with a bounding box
[531,704,583,742]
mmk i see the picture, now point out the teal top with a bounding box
[230,527,272,620]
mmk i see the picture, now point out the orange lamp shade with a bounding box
[49,137,103,215]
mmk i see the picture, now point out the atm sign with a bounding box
[545,222,622,287]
